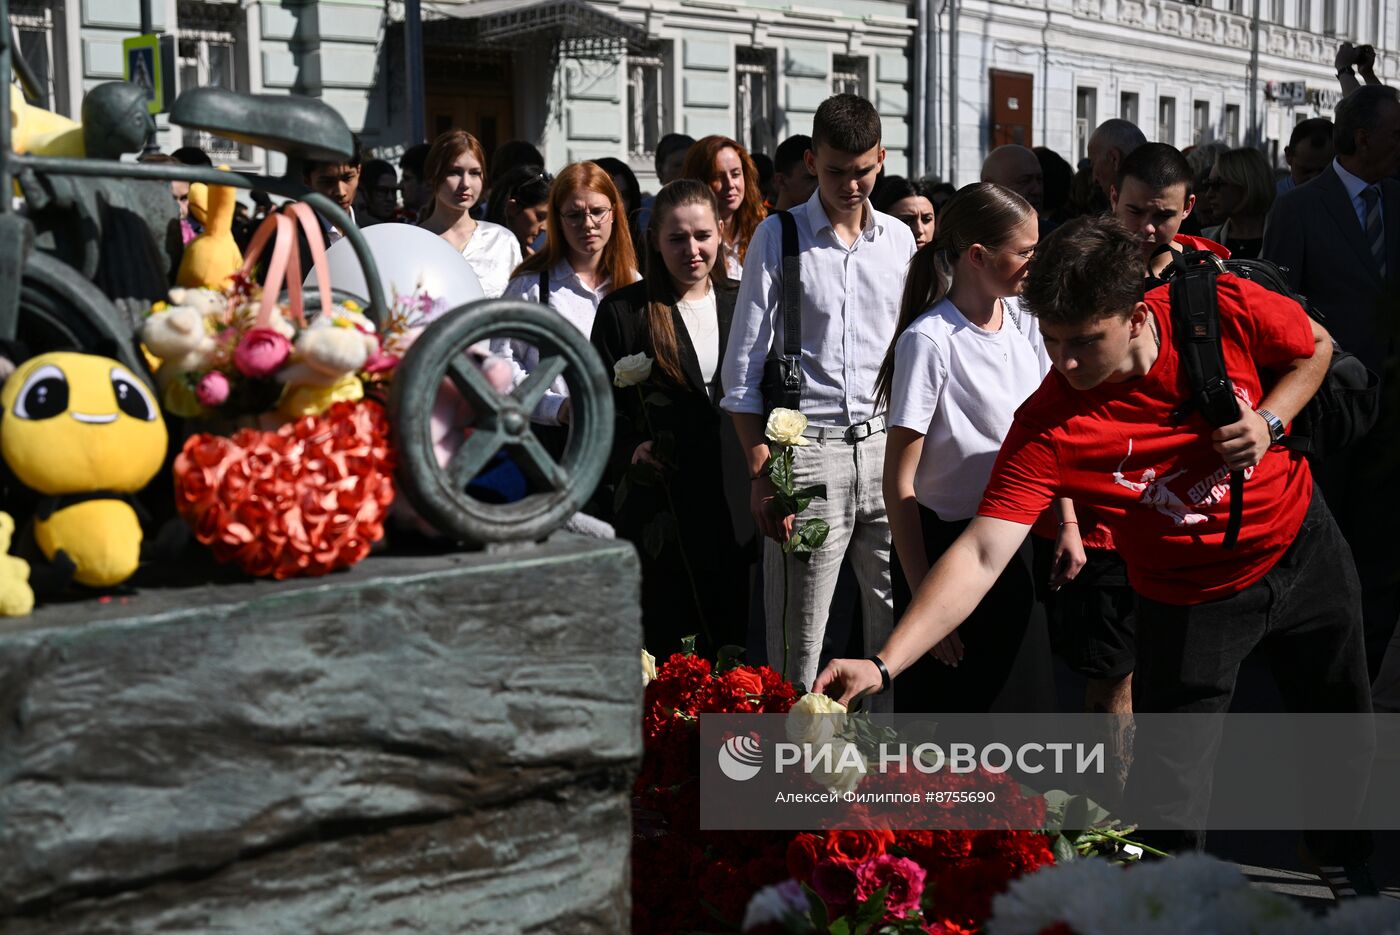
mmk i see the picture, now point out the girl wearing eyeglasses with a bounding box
[874,182,1068,714]
[419,129,522,298]
[589,179,752,655]
[498,162,641,428]
[681,136,766,280]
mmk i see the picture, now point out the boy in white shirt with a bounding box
[721,95,916,698]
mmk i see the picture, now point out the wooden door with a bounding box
[424,93,514,158]
[989,70,1034,148]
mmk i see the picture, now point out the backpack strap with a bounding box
[1168,251,1244,549]
[776,210,802,404]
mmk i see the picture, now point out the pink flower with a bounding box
[195,370,231,407]
[234,327,292,378]
[362,348,400,374]
[855,855,926,923]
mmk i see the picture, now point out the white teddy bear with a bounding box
[279,306,380,388]
[141,303,218,389]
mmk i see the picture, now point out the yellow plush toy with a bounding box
[176,181,244,290]
[0,353,168,589]
[8,84,84,157]
[0,513,35,616]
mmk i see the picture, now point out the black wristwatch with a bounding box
[1256,408,1285,444]
[868,655,892,694]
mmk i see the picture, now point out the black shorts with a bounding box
[1032,537,1137,681]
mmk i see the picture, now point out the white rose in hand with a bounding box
[785,691,848,746]
[613,352,654,388]
[765,407,810,447]
[810,739,866,795]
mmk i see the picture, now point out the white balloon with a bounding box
[307,224,485,323]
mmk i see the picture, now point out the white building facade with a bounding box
[11,0,917,184]
[929,0,1400,185]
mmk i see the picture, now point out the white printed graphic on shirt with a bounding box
[1111,439,1211,526]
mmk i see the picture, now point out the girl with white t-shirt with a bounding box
[873,182,1080,713]
[418,129,522,298]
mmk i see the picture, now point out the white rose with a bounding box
[785,691,847,746]
[642,649,657,687]
[765,407,809,447]
[613,352,653,388]
[810,739,866,795]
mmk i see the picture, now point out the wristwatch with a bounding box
[1256,408,1285,444]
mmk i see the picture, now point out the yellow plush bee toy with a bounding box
[1,352,167,589]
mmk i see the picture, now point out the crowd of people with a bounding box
[141,48,1400,893]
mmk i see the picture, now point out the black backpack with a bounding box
[1161,250,1381,547]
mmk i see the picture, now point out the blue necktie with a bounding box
[1361,185,1386,279]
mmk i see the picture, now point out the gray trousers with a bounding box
[764,429,892,710]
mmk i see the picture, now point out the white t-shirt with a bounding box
[676,289,720,389]
[458,221,523,299]
[888,295,1052,521]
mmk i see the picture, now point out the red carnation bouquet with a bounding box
[633,644,1061,934]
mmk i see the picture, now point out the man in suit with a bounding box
[1263,83,1400,683]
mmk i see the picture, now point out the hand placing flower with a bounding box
[785,690,848,746]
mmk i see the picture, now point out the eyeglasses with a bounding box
[561,206,613,227]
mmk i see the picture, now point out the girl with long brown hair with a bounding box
[590,179,751,655]
[498,162,641,425]
[418,129,522,298]
[681,135,766,279]
[877,182,1066,714]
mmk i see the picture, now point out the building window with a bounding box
[1224,103,1240,145]
[11,2,55,110]
[1159,96,1177,145]
[736,47,777,158]
[1269,0,1285,20]
[1323,0,1337,33]
[178,2,247,161]
[1076,87,1097,162]
[832,55,867,97]
[1193,100,1211,144]
[1120,91,1140,126]
[1228,0,1244,13]
[628,42,668,158]
[1297,0,1311,29]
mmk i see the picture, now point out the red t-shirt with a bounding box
[979,275,1316,605]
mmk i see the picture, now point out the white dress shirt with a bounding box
[1333,157,1384,230]
[458,221,523,299]
[496,260,638,423]
[720,188,917,426]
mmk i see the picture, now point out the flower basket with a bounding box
[173,399,395,579]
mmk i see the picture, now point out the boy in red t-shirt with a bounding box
[815,215,1375,894]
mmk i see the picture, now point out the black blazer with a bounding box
[1263,164,1400,373]
[590,278,754,549]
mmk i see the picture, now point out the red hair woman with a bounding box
[497,162,641,426]
[681,135,766,279]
